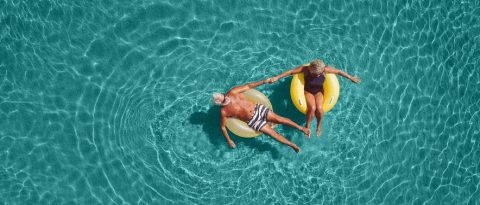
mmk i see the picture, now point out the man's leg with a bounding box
[260,125,300,153]
[314,92,325,136]
[266,111,311,137]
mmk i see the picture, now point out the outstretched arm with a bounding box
[228,79,267,94]
[325,66,361,83]
[220,109,235,148]
[265,65,304,83]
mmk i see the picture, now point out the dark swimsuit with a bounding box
[304,72,325,94]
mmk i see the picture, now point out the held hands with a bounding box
[351,76,361,84]
[265,77,279,84]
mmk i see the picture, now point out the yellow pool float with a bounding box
[290,73,340,114]
[225,89,275,138]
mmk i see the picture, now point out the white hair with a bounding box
[212,92,230,106]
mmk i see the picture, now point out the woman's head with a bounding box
[212,92,230,106]
[308,59,326,76]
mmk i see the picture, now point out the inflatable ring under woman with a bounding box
[290,73,340,114]
[225,89,275,138]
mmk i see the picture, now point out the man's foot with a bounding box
[316,126,321,137]
[291,144,300,153]
[302,127,311,138]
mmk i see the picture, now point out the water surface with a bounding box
[1,0,480,204]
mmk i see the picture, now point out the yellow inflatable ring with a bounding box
[225,89,274,138]
[290,73,340,114]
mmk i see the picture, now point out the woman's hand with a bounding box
[265,77,279,84]
[351,76,361,83]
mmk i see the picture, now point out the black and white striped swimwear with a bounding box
[247,104,270,131]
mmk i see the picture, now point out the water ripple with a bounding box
[1,0,480,204]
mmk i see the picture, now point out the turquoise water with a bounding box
[1,0,480,204]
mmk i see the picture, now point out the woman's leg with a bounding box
[266,111,311,137]
[304,91,316,136]
[260,125,300,153]
[314,92,325,136]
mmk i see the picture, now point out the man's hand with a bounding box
[265,77,278,84]
[351,76,361,84]
[228,140,236,148]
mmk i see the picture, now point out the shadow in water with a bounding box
[189,106,282,159]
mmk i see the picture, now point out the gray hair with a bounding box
[308,59,326,76]
[212,92,230,106]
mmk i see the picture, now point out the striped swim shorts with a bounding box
[247,104,270,131]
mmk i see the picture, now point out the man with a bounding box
[212,79,310,153]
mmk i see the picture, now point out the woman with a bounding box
[266,60,360,137]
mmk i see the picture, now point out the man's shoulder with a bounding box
[220,105,235,117]
[226,90,241,96]
[220,106,230,115]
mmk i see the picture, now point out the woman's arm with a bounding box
[325,66,361,83]
[266,65,304,83]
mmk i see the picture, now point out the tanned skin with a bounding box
[219,79,311,153]
[266,64,360,137]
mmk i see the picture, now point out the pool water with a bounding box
[1,0,480,204]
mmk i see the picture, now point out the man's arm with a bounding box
[228,79,267,94]
[220,109,235,148]
[266,65,304,83]
[325,66,361,83]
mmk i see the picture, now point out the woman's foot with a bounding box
[316,124,321,137]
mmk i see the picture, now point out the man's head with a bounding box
[308,59,326,76]
[212,93,231,106]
